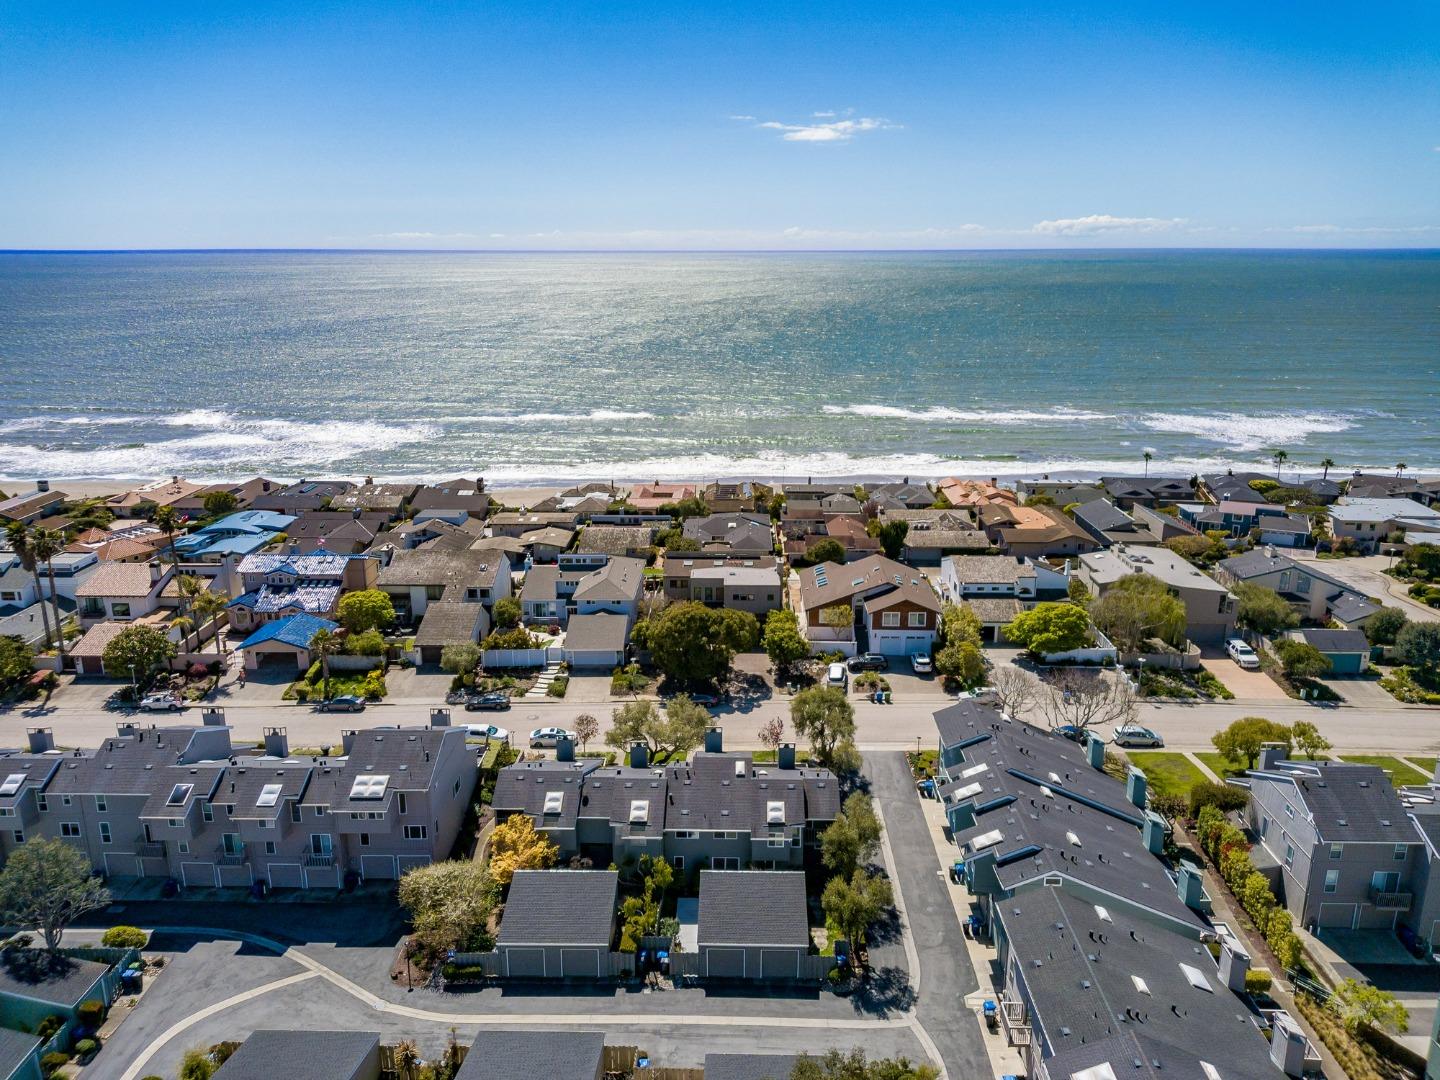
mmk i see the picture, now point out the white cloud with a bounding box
[742,114,896,142]
[1031,214,1187,236]
[728,114,756,122]
[1281,223,1440,235]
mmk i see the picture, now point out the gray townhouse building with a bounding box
[490,731,839,876]
[660,553,782,615]
[1214,548,1381,629]
[1246,750,1440,947]
[0,721,476,890]
[1076,544,1237,645]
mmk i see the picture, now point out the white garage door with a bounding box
[181,861,217,888]
[103,853,143,878]
[567,649,623,670]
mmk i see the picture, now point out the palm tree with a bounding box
[1142,450,1153,477]
[152,504,181,570]
[172,615,196,655]
[191,589,230,659]
[1319,457,1336,481]
[1396,462,1408,478]
[1272,449,1289,482]
[310,628,338,702]
[29,528,69,662]
[5,523,53,651]
[175,573,205,648]
[393,1039,421,1080]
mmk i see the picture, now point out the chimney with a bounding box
[341,730,358,756]
[1218,934,1251,993]
[36,479,49,493]
[1269,1011,1309,1077]
[201,707,226,727]
[778,743,796,770]
[1177,864,1207,910]
[26,728,54,754]
[172,475,180,486]
[149,559,162,583]
[1142,811,1166,855]
[364,476,374,485]
[116,721,138,738]
[263,727,289,758]
[628,742,650,769]
[262,480,272,492]
[1126,767,1148,809]
[429,707,451,728]
[1258,743,1287,772]
[1086,733,1106,770]
[704,727,723,754]
[556,736,575,762]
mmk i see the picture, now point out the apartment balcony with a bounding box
[999,997,1033,1047]
[135,839,166,859]
[304,853,335,868]
[216,844,247,867]
[1369,887,1412,911]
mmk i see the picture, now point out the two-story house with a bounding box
[170,510,297,563]
[1077,544,1237,644]
[1214,549,1380,629]
[681,513,774,556]
[75,561,172,625]
[228,551,378,633]
[376,548,511,624]
[937,554,1069,604]
[794,554,940,657]
[662,554,782,615]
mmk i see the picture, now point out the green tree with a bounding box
[790,1049,937,1080]
[439,641,481,676]
[1271,448,1289,481]
[790,686,856,767]
[201,489,239,516]
[1272,639,1331,680]
[309,627,339,701]
[762,610,810,678]
[179,1049,215,1080]
[822,868,893,967]
[1319,457,1336,480]
[1233,582,1299,636]
[1067,577,1091,604]
[645,602,758,686]
[1239,873,1277,928]
[1333,978,1409,1035]
[4,523,53,651]
[397,860,498,957]
[867,519,909,560]
[767,492,786,520]
[336,589,395,633]
[1396,621,1440,676]
[492,596,521,629]
[1364,607,1407,647]
[0,635,34,692]
[1089,573,1187,652]
[28,528,70,662]
[1290,720,1332,759]
[604,698,709,760]
[938,603,982,648]
[934,640,984,688]
[0,837,110,950]
[618,855,673,951]
[821,792,883,877]
[806,538,846,565]
[190,587,230,659]
[1166,533,1224,566]
[101,624,176,684]
[1212,716,1292,769]
[1003,602,1092,655]
[151,504,182,570]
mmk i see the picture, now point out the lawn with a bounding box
[1336,755,1431,787]
[1125,752,1208,801]
[1407,755,1437,778]
[1195,751,1251,781]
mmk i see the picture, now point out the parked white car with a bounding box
[465,723,509,741]
[138,692,182,713]
[826,662,848,689]
[529,726,576,748]
[1112,724,1165,748]
[910,653,933,674]
[1225,638,1260,669]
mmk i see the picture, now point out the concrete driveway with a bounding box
[565,674,615,703]
[1320,676,1400,708]
[1199,652,1290,701]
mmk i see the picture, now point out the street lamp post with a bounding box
[128,664,137,701]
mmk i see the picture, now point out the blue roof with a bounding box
[237,552,354,576]
[179,533,276,558]
[208,510,297,532]
[238,613,338,651]
[230,584,341,614]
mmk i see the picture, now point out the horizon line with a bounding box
[3,245,1440,256]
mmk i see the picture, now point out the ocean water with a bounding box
[0,250,1436,485]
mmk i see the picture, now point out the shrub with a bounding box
[76,999,106,1028]
[1244,968,1273,994]
[360,669,387,700]
[101,925,148,949]
[342,629,386,657]
[74,1038,98,1059]
[1188,781,1248,817]
[36,1016,64,1042]
[39,1052,69,1076]
[546,675,569,698]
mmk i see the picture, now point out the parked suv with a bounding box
[847,653,888,673]
[1226,638,1260,670]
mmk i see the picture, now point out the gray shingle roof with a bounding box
[564,612,629,653]
[491,759,598,830]
[214,1030,380,1080]
[497,870,618,948]
[705,1056,797,1080]
[1261,761,1419,843]
[572,557,644,603]
[414,600,484,647]
[1294,628,1369,654]
[0,950,106,1008]
[456,1031,604,1080]
[576,525,653,556]
[1074,498,1137,533]
[0,1027,40,1079]
[375,548,500,589]
[698,870,809,948]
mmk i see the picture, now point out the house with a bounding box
[782,517,881,564]
[228,551,376,632]
[286,511,389,554]
[493,870,618,978]
[571,557,644,623]
[793,554,940,657]
[237,613,340,672]
[456,1032,604,1080]
[958,597,1023,642]
[695,870,810,980]
[1286,628,1370,675]
[0,1027,41,1080]
[172,510,297,563]
[1177,500,1313,547]
[1201,471,1340,505]
[1077,545,1237,644]
[682,513,773,555]
[1214,549,1379,628]
[1246,751,1436,937]
[75,561,171,625]
[936,478,1017,508]
[249,479,357,515]
[0,561,42,615]
[1015,479,1107,506]
[0,950,108,1052]
[213,1030,381,1080]
[170,477,278,516]
[661,554,782,615]
[1072,498,1170,547]
[104,476,205,518]
[489,511,581,538]
[1329,498,1440,552]
[562,612,629,669]
[414,601,489,666]
[937,555,1069,604]
[410,477,489,519]
[890,512,988,564]
[492,732,839,870]
[867,480,934,509]
[66,529,168,564]
[701,481,772,514]
[979,503,1099,558]
[376,548,510,623]
[0,488,65,527]
[517,526,575,563]
[69,613,200,677]
[704,1056,798,1080]
[329,481,419,519]
[2,722,476,887]
[519,565,587,626]
[629,482,698,511]
[1346,472,1422,500]
[0,603,61,649]
[575,525,653,560]
[1097,475,1195,509]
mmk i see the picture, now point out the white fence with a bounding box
[328,654,385,672]
[1039,628,1118,665]
[483,646,562,669]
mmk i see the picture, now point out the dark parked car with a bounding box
[465,691,511,711]
[847,653,888,672]
[318,695,365,713]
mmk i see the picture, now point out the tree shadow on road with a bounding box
[845,965,917,1018]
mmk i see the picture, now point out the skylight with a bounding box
[961,763,989,778]
[0,774,24,797]
[1199,1064,1222,1080]
[543,791,563,814]
[1066,830,1082,847]
[969,829,1004,850]
[349,774,389,800]
[1131,974,1151,995]
[1071,1063,1119,1080]
[767,800,785,824]
[1179,962,1214,992]
[257,783,283,807]
[629,799,649,824]
[167,783,193,806]
[952,782,983,800]
[1093,905,1111,922]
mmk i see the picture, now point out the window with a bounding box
[290,803,301,823]
[711,857,739,871]
[767,837,787,848]
[1259,817,1268,838]
[404,825,427,840]
[1372,871,1400,893]
[111,602,131,618]
[397,793,407,816]
[1394,844,1408,861]
[908,611,926,627]
[169,818,183,828]
[310,834,333,856]
[1284,844,1294,868]
[672,830,697,840]
[314,806,325,817]
[1324,869,1340,892]
[95,796,107,812]
[35,795,46,812]
[99,822,111,844]
[12,830,22,844]
[881,611,900,628]
[259,819,274,829]
[672,856,685,870]
[178,842,189,854]
[1284,803,1294,819]
[61,822,80,838]
[425,584,445,600]
[61,795,71,806]
[359,833,370,847]
[265,841,276,855]
[1329,843,1343,860]
[202,803,213,822]
[1295,575,1311,595]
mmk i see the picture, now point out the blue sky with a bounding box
[1,1,1437,249]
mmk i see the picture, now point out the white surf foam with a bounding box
[468,409,656,424]
[1140,411,1355,452]
[822,405,1114,424]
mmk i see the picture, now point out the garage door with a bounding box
[1317,902,1357,929]
[419,646,443,667]
[760,948,799,981]
[560,948,600,978]
[103,853,143,878]
[505,947,546,978]
[705,947,745,979]
[567,650,621,670]
[181,861,217,888]
[361,854,398,880]
[268,863,303,889]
